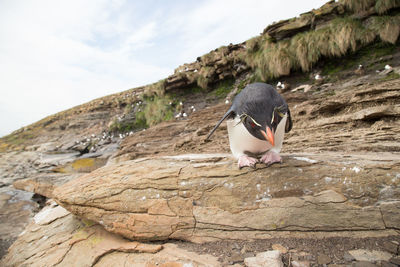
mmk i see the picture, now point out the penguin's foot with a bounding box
[260,151,282,166]
[238,155,258,169]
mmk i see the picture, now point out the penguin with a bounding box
[206,82,292,168]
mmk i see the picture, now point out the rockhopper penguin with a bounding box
[206,82,292,168]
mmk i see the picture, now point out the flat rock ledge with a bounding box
[52,153,400,243]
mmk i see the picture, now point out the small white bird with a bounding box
[225,99,230,104]
[315,74,322,80]
[385,64,392,70]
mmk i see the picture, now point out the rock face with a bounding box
[53,152,399,243]
[1,201,220,267]
[263,1,345,40]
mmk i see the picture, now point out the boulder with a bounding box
[13,173,82,199]
[1,202,220,267]
[244,250,283,267]
[52,152,399,243]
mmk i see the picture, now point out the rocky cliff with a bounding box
[1,0,400,266]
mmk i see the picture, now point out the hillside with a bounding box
[1,0,400,266]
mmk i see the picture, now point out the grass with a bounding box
[138,95,175,127]
[243,13,400,82]
[211,78,235,98]
[144,79,166,97]
[375,0,400,14]
[322,41,398,77]
[340,0,376,13]
[379,72,400,81]
[340,0,400,14]
[369,15,400,44]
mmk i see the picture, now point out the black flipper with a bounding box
[206,109,235,140]
[285,108,293,133]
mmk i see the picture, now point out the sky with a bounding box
[0,0,327,137]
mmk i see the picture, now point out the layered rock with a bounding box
[0,204,219,266]
[263,1,345,40]
[165,43,248,91]
[1,201,220,267]
[52,152,400,243]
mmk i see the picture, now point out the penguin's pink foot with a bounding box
[260,151,281,166]
[238,155,258,169]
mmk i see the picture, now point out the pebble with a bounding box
[352,262,377,267]
[348,249,392,262]
[291,261,310,267]
[244,250,283,267]
[381,241,399,254]
[390,256,400,265]
[382,261,399,267]
[272,244,288,254]
[317,253,331,265]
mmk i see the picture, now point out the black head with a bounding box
[241,104,292,146]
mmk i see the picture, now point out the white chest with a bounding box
[226,114,287,159]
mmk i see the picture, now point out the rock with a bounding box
[13,173,82,199]
[33,200,70,225]
[343,251,355,262]
[312,105,400,127]
[379,68,393,76]
[0,187,38,258]
[1,202,220,267]
[51,157,108,173]
[352,262,378,267]
[390,256,400,265]
[272,244,288,254]
[381,241,399,254]
[291,84,313,93]
[51,154,394,243]
[263,1,344,40]
[244,250,283,267]
[317,253,332,264]
[380,202,400,229]
[291,251,314,262]
[291,261,310,267]
[228,252,244,264]
[348,249,392,262]
[382,261,399,267]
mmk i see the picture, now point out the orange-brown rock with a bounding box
[53,152,400,243]
[1,202,220,267]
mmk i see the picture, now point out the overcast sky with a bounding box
[0,0,327,137]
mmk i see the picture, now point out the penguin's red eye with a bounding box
[250,122,256,128]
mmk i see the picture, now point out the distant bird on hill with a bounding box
[206,83,292,168]
[354,64,365,75]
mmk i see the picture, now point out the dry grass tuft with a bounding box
[244,13,399,80]
[144,79,166,97]
[375,0,400,14]
[370,15,400,44]
[340,0,375,13]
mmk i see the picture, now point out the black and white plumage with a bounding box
[207,82,292,168]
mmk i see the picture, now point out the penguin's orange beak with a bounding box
[260,127,275,146]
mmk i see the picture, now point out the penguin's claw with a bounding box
[238,155,258,169]
[260,151,282,166]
